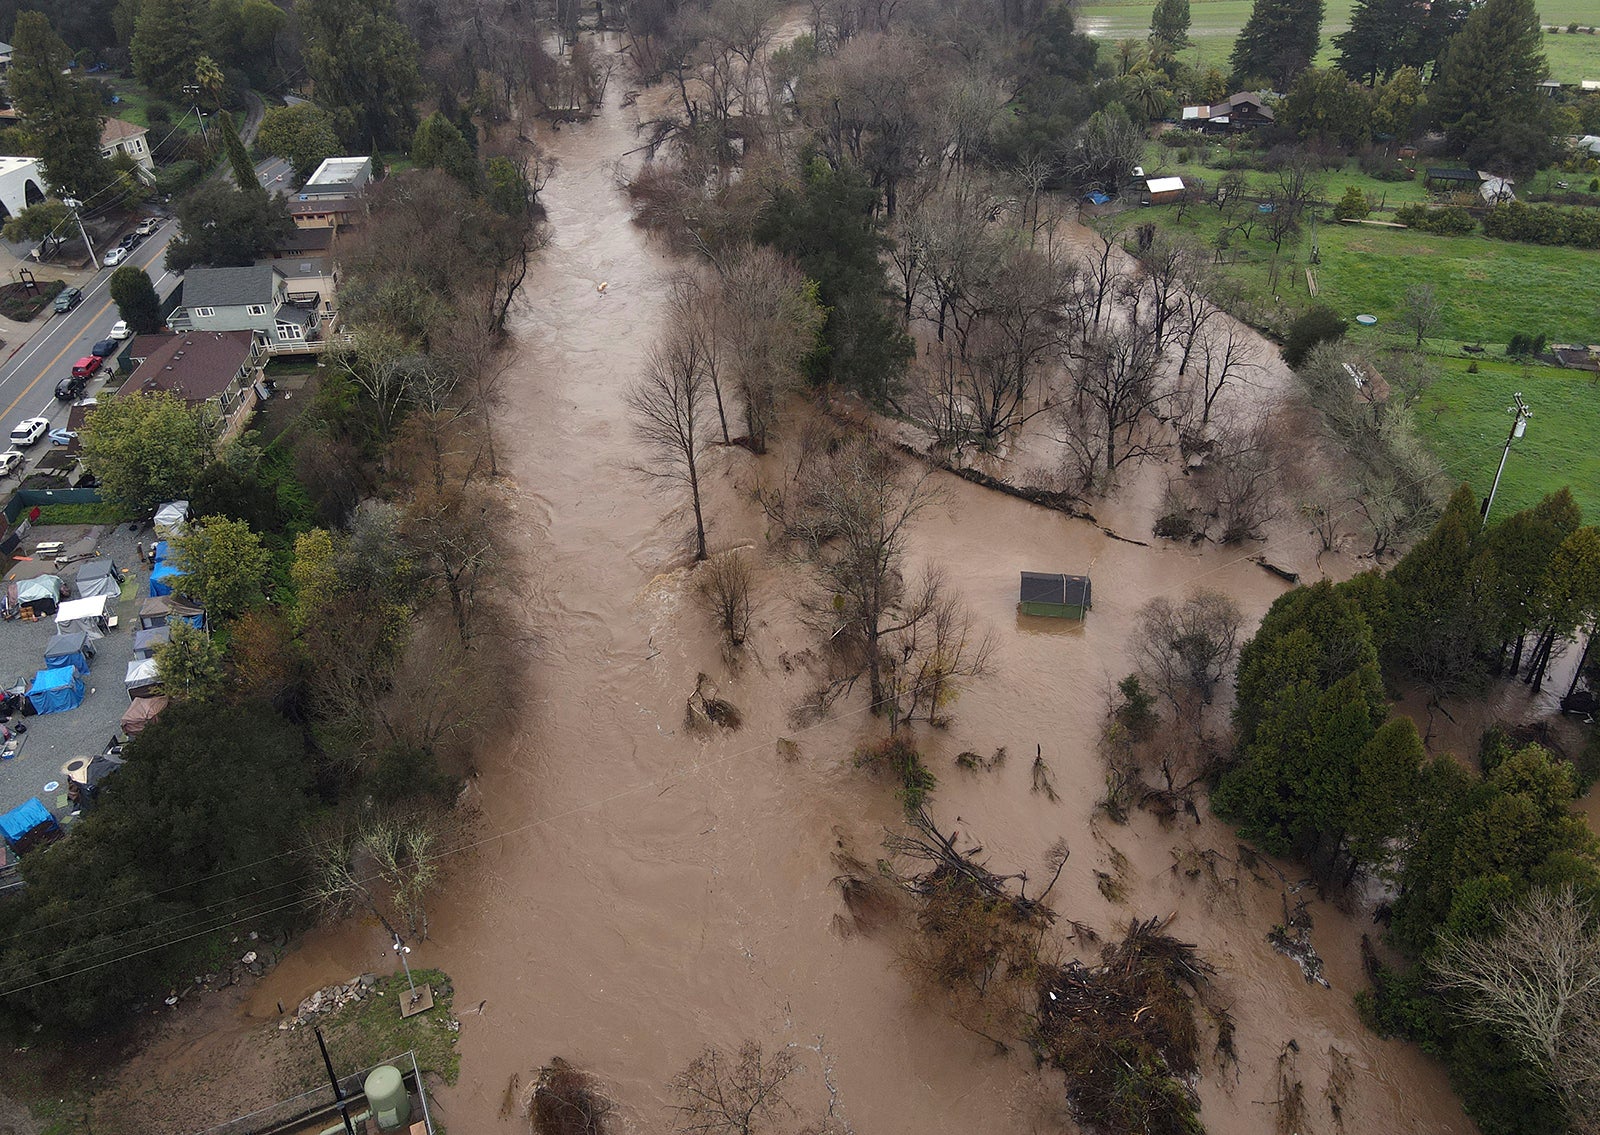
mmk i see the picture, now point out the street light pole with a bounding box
[1482,392,1531,523]
[393,932,419,1007]
[62,198,96,270]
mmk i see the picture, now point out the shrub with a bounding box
[1482,200,1600,249]
[1506,331,1547,358]
[1333,185,1371,220]
[855,734,938,814]
[1393,204,1477,235]
[1282,304,1349,369]
[155,159,203,197]
[1591,178,1599,192]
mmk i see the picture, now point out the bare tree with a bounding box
[1133,589,1244,713]
[628,329,712,560]
[1433,886,1600,1133]
[1400,283,1442,350]
[440,303,516,478]
[670,1042,799,1135]
[1183,320,1257,430]
[1058,321,1170,488]
[1210,413,1279,543]
[308,806,464,940]
[698,550,755,648]
[404,480,502,643]
[882,567,995,731]
[718,245,824,453]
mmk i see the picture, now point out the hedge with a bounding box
[1480,201,1600,249]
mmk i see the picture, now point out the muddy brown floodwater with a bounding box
[253,37,1480,1135]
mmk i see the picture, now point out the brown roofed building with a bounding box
[99,117,153,176]
[130,330,264,440]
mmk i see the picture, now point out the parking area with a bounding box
[0,521,154,826]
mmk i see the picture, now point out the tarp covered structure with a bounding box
[120,694,168,735]
[16,574,62,613]
[138,594,203,630]
[43,630,93,675]
[148,561,184,598]
[55,594,113,639]
[132,625,170,659]
[74,558,124,599]
[28,665,85,714]
[125,656,162,699]
[0,798,58,849]
[154,500,189,537]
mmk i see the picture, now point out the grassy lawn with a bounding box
[283,969,462,1094]
[1142,141,1436,208]
[1417,356,1600,520]
[1077,0,1600,81]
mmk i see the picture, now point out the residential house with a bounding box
[169,265,324,351]
[302,156,372,198]
[288,196,358,231]
[129,330,264,439]
[1179,92,1275,132]
[0,42,12,73]
[99,118,154,177]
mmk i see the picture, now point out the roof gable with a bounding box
[181,265,281,309]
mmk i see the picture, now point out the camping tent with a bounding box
[0,798,58,851]
[132,625,170,659]
[138,594,204,630]
[148,561,184,598]
[43,630,93,675]
[154,500,189,537]
[125,656,162,699]
[74,559,124,599]
[28,665,85,714]
[120,694,168,735]
[55,594,113,639]
[16,574,62,615]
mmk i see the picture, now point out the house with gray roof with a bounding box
[169,265,324,351]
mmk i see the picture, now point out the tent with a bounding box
[120,694,168,735]
[154,500,189,537]
[74,558,124,599]
[55,594,114,639]
[152,541,170,564]
[67,753,125,807]
[0,798,59,851]
[138,594,204,630]
[148,561,184,598]
[28,665,85,714]
[16,574,63,615]
[43,630,93,675]
[125,656,162,699]
[132,625,171,659]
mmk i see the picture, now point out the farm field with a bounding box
[1076,0,1600,83]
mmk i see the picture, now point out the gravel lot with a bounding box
[0,521,156,826]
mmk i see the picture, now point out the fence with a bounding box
[185,1050,436,1135]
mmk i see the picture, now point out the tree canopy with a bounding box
[132,0,211,100]
[1432,0,1549,174]
[296,0,424,151]
[165,180,294,270]
[79,391,213,512]
[173,514,272,619]
[256,103,342,183]
[1229,0,1324,87]
[9,12,117,200]
[109,263,164,334]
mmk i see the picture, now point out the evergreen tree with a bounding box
[1148,0,1191,54]
[219,111,262,197]
[8,13,117,200]
[165,180,293,270]
[1229,0,1324,87]
[209,0,288,88]
[1484,489,1582,674]
[1281,67,1373,147]
[1432,0,1549,170]
[296,0,424,152]
[256,103,342,184]
[132,0,211,101]
[109,263,164,334]
[410,111,478,187]
[1333,0,1415,84]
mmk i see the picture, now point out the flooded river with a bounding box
[233,38,1481,1135]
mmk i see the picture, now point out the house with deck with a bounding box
[169,265,325,352]
[1179,92,1275,133]
[129,330,265,439]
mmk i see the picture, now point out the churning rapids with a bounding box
[226,33,1505,1135]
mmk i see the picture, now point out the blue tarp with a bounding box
[0,798,56,846]
[45,649,89,676]
[152,540,170,564]
[1084,191,1111,205]
[28,666,85,715]
[149,562,183,598]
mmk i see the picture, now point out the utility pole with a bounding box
[182,86,210,147]
[314,1025,358,1135]
[1481,392,1531,523]
[61,199,96,270]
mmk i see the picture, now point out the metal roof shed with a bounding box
[1019,572,1092,619]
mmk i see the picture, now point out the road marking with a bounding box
[0,232,173,426]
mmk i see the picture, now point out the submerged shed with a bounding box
[1019,572,1092,619]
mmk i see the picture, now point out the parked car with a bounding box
[108,320,133,340]
[118,232,140,251]
[53,287,82,314]
[70,356,102,378]
[47,428,77,446]
[55,374,87,400]
[90,338,116,358]
[103,246,129,267]
[10,418,49,447]
[135,217,160,237]
[0,451,23,477]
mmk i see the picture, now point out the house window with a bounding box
[133,140,143,153]
[247,305,268,316]
[192,306,215,317]
[276,323,304,340]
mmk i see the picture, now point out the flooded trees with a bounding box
[670,1042,800,1135]
[697,549,755,648]
[628,328,713,560]
[1133,590,1244,714]
[1057,321,1170,489]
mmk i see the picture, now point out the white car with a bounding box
[9,417,50,447]
[0,450,23,476]
[108,320,133,340]
[102,246,129,267]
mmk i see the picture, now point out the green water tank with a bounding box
[364,1064,411,1131]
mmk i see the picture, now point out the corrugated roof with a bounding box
[1146,176,1185,194]
[1019,572,1091,606]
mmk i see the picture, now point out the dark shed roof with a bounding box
[1020,572,1091,606]
[1425,167,1478,182]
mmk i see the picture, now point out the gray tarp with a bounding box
[132,626,170,658]
[15,575,62,605]
[124,656,162,698]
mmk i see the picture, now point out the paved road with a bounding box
[0,220,181,477]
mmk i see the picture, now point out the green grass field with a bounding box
[1416,356,1600,520]
[1076,0,1600,82]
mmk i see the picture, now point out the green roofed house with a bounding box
[1019,572,1091,620]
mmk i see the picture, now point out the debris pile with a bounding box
[280,973,380,1030]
